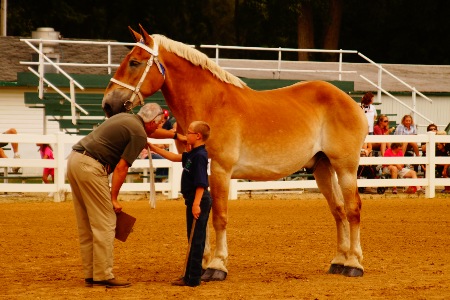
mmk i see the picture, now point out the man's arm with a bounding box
[150,128,187,143]
[110,158,130,213]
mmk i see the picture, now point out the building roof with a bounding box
[0,36,130,83]
[1,35,450,93]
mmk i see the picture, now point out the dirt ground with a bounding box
[1,191,450,300]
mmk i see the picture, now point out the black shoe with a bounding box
[84,278,106,287]
[85,278,131,288]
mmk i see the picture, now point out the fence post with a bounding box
[229,179,238,200]
[425,132,436,198]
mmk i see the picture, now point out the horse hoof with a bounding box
[342,266,364,277]
[328,264,345,274]
[201,268,227,281]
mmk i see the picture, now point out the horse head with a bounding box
[102,25,165,117]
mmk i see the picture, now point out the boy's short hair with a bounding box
[191,121,210,141]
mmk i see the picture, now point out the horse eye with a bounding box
[129,60,140,67]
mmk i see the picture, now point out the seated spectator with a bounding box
[394,114,420,157]
[435,132,450,193]
[383,142,423,194]
[37,143,55,197]
[162,110,177,131]
[421,123,438,155]
[0,128,21,173]
[372,115,395,156]
[420,123,438,174]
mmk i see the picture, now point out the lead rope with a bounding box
[147,144,157,208]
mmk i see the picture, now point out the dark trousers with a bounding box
[184,190,212,286]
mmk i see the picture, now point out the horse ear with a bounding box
[138,24,152,44]
[128,26,142,42]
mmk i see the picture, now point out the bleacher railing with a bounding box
[200,44,436,126]
[1,133,449,202]
[20,39,438,128]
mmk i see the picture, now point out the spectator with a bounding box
[37,143,55,197]
[360,92,377,156]
[0,128,21,173]
[421,123,438,155]
[420,123,438,174]
[372,115,395,156]
[360,92,378,134]
[162,109,177,131]
[435,131,450,193]
[394,114,420,157]
[383,142,423,194]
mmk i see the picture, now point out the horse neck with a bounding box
[159,51,226,128]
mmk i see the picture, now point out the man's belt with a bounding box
[73,149,111,173]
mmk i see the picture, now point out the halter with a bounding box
[110,39,166,111]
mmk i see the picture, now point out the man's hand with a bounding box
[112,199,122,213]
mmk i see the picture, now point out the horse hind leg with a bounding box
[313,155,364,277]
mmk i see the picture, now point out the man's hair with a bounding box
[191,121,211,141]
[137,103,163,123]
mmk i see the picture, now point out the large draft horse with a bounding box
[103,26,368,279]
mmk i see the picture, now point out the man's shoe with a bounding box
[104,278,131,288]
[85,278,94,287]
[85,278,110,287]
[392,187,398,194]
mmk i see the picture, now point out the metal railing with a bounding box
[19,39,437,127]
[201,44,436,125]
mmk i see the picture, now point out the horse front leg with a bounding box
[201,170,230,281]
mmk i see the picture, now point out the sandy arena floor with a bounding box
[1,191,450,299]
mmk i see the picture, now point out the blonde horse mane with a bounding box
[152,34,246,89]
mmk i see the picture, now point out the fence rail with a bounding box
[1,133,449,202]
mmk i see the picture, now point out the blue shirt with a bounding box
[181,144,209,205]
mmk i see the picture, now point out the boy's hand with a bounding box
[192,204,201,219]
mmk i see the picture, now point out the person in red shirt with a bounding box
[383,142,423,194]
[372,115,395,156]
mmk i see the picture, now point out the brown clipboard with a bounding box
[115,211,136,242]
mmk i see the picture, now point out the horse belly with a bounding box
[231,146,315,181]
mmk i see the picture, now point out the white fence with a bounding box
[1,133,449,201]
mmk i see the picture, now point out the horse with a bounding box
[102,25,368,279]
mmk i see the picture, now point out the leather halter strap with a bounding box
[109,40,165,111]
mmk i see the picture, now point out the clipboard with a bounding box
[115,211,136,242]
